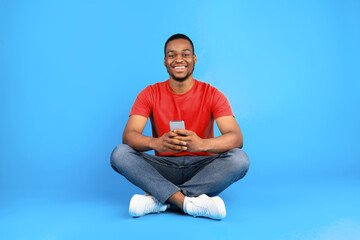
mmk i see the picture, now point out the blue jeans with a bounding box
[110,144,250,204]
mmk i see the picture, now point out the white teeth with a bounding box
[175,66,186,69]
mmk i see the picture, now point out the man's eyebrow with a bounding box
[166,49,192,54]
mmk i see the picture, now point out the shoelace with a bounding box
[143,196,157,213]
[189,199,211,216]
[144,197,164,213]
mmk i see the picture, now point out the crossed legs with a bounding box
[110,144,249,218]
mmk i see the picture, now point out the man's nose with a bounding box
[175,54,184,61]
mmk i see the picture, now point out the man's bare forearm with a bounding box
[123,129,242,154]
[123,130,155,152]
[202,132,243,154]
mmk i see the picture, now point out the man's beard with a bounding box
[171,73,191,82]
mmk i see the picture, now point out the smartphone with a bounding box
[170,120,185,131]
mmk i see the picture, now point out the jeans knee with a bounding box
[225,148,250,178]
[110,144,136,173]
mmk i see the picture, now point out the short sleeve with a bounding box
[211,88,234,119]
[129,86,153,118]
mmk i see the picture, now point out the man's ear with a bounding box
[164,57,166,67]
[194,54,197,64]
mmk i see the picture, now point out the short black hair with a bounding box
[164,34,195,56]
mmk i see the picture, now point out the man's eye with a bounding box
[183,54,190,57]
[168,54,175,58]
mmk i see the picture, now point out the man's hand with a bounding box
[173,129,205,152]
[151,131,188,153]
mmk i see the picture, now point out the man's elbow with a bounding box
[226,131,243,149]
[236,138,243,149]
[236,133,243,149]
[122,131,131,145]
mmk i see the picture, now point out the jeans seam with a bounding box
[181,156,186,183]
[140,153,181,168]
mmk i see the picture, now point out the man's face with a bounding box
[164,39,197,82]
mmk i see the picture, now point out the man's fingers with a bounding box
[159,132,188,152]
[168,143,187,150]
[168,131,179,137]
[175,136,190,141]
[174,129,190,136]
[165,136,186,146]
[165,142,187,151]
[171,139,187,146]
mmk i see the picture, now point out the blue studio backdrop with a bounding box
[1,0,360,239]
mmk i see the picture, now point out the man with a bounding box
[111,34,249,220]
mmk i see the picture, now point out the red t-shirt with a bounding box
[129,79,234,156]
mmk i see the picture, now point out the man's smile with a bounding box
[173,66,187,72]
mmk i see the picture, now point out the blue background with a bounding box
[1,0,359,239]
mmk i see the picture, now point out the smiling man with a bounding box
[110,34,249,220]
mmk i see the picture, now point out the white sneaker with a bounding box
[129,193,169,217]
[184,194,226,220]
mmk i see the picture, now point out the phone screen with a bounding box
[170,120,185,131]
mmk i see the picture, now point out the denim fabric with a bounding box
[110,144,249,204]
